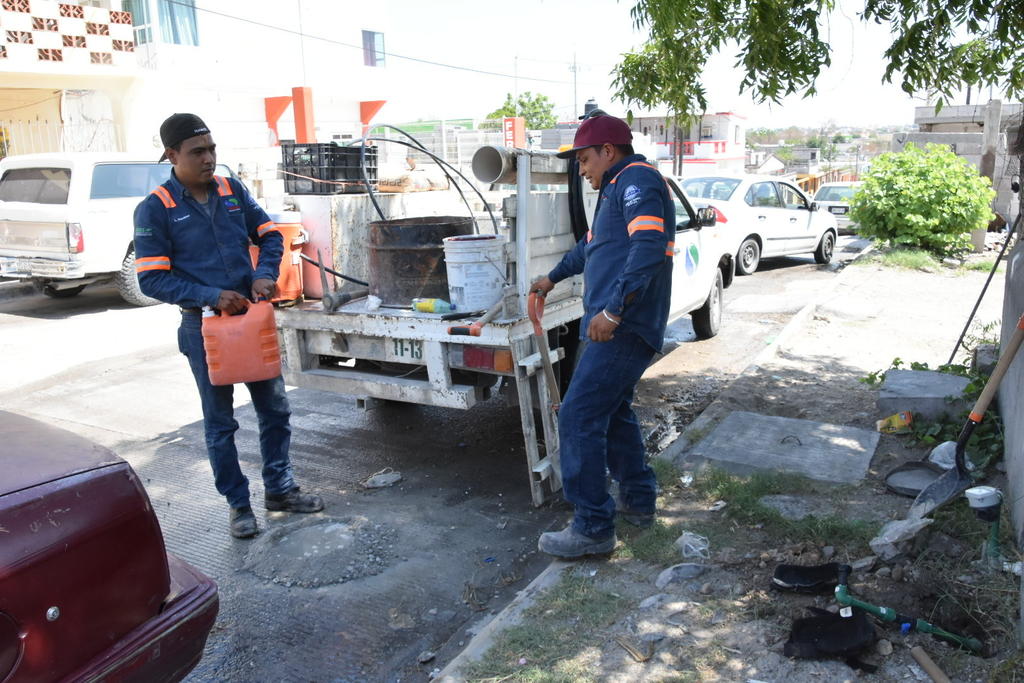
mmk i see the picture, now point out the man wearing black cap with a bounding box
[133,113,323,539]
[532,115,676,558]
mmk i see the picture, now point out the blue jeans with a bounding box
[178,312,295,509]
[559,330,657,541]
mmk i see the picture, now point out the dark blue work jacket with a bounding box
[132,171,283,309]
[549,154,675,351]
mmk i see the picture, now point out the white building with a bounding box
[628,111,747,177]
[0,0,394,171]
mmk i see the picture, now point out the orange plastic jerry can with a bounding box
[201,301,282,386]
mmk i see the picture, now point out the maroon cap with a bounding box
[556,115,633,158]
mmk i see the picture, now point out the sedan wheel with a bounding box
[814,231,835,265]
[736,237,760,275]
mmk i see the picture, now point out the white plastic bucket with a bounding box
[442,234,507,312]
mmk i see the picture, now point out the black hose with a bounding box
[361,136,499,235]
[947,211,1023,365]
[298,252,369,287]
[566,157,590,241]
[360,124,478,231]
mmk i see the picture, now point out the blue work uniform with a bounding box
[132,171,295,509]
[546,154,675,541]
[133,172,283,307]
[549,153,676,352]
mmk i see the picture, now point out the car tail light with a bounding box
[711,206,728,223]
[67,222,84,253]
[449,345,514,374]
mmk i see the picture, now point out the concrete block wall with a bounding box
[999,179,1024,548]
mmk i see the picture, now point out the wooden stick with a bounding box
[910,646,951,683]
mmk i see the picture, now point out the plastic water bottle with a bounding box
[411,298,455,313]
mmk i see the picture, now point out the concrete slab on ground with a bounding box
[689,410,879,484]
[878,369,970,421]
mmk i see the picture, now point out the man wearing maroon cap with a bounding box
[533,115,676,558]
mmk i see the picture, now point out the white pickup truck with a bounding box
[275,147,736,504]
[0,153,236,305]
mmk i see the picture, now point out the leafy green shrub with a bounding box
[849,143,995,256]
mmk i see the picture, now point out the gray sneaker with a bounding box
[538,525,616,558]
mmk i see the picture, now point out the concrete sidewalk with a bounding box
[435,253,1014,682]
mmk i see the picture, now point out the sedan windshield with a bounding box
[815,185,858,202]
[681,177,741,201]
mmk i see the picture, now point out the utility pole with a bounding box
[513,56,518,118]
[569,53,579,117]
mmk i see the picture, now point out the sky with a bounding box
[378,0,984,129]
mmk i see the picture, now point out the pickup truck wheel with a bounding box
[117,248,161,307]
[691,269,723,339]
[814,231,835,264]
[42,284,85,298]
[736,237,760,275]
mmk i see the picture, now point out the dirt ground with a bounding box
[452,255,1023,682]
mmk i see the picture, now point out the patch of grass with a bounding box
[464,574,628,682]
[855,246,941,270]
[962,257,1004,273]
[614,519,683,566]
[693,467,878,549]
[651,457,682,489]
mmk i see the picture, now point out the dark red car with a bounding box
[1,411,218,682]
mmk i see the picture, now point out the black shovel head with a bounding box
[907,466,973,519]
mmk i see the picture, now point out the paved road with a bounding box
[0,236,863,682]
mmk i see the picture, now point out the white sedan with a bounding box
[680,174,839,275]
[814,181,863,234]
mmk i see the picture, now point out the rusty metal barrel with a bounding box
[367,216,474,307]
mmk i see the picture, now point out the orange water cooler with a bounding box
[249,210,306,304]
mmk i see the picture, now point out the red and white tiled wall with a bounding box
[0,0,135,66]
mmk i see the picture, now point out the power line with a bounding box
[167,0,577,85]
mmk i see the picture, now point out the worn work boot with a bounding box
[537,525,616,559]
[229,505,258,539]
[265,486,324,513]
[618,508,655,529]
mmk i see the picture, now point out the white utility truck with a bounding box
[0,153,236,304]
[276,147,734,504]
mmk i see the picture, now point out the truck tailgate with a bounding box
[0,217,70,257]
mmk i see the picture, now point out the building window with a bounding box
[124,0,198,46]
[158,0,199,46]
[122,0,152,44]
[362,30,385,67]
[701,125,713,139]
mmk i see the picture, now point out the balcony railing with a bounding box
[0,119,123,156]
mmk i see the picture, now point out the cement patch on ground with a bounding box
[690,411,879,484]
[243,516,396,587]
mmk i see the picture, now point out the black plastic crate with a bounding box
[280,141,377,195]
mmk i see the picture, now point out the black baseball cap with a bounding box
[158,113,210,162]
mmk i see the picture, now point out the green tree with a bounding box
[849,143,995,256]
[832,134,849,144]
[612,1,1023,117]
[486,92,557,129]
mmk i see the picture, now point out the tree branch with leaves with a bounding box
[612,0,1024,117]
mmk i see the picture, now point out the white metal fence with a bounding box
[0,119,123,157]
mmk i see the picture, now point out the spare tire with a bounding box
[117,247,161,307]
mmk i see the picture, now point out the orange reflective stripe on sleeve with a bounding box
[214,176,233,196]
[256,220,277,237]
[150,186,176,208]
[135,256,171,273]
[627,215,665,236]
[665,240,675,257]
